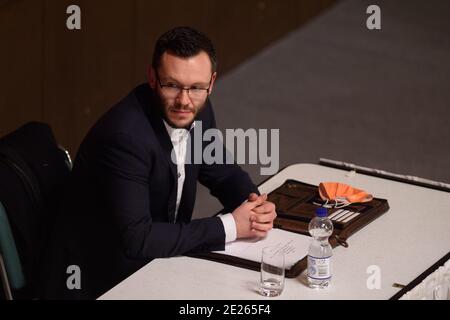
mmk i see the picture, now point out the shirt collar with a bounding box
[163,120,196,141]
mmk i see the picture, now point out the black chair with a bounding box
[0,122,71,299]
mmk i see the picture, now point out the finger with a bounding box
[251,212,276,224]
[252,201,276,214]
[250,229,268,238]
[252,210,277,223]
[252,221,273,232]
[249,193,267,203]
[250,201,275,213]
[246,196,265,209]
[246,194,269,211]
[248,193,259,202]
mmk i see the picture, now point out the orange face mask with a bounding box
[318,182,373,208]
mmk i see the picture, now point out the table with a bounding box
[98,163,450,300]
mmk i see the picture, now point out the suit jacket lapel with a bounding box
[138,85,178,222]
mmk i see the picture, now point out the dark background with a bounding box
[0,0,335,154]
[1,0,449,218]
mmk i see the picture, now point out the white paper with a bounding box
[214,228,311,269]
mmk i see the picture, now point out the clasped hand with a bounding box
[232,192,277,239]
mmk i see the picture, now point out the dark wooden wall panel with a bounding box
[134,0,336,82]
[0,0,43,137]
[43,0,136,155]
[1,0,337,154]
[206,0,302,75]
[134,0,212,84]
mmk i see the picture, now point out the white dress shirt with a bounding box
[163,120,237,243]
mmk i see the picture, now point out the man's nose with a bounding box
[177,89,191,105]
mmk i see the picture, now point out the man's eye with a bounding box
[166,83,179,89]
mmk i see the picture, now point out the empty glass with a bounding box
[260,246,285,297]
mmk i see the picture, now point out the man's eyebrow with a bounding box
[161,76,179,83]
[162,77,209,86]
[189,82,210,88]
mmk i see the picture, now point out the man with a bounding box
[44,26,276,299]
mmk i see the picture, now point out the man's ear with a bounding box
[147,67,157,90]
[208,72,218,95]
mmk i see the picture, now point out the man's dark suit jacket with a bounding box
[43,83,258,299]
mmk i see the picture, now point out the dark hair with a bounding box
[152,26,217,73]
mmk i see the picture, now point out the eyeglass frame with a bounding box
[155,72,213,99]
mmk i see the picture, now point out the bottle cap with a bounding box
[316,207,328,217]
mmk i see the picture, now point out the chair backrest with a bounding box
[0,201,25,296]
[0,122,71,299]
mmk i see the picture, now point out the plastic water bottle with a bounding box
[307,207,333,288]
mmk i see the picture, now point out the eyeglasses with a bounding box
[156,73,212,100]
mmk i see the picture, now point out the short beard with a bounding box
[153,89,207,129]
